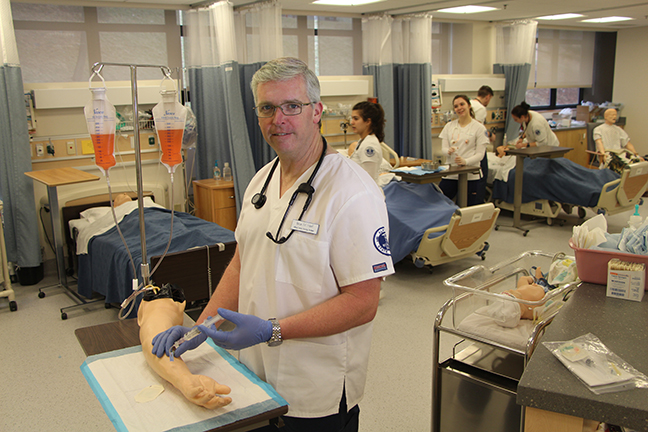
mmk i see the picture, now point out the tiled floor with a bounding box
[0,205,636,431]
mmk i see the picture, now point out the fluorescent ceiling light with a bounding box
[312,0,384,5]
[536,13,584,20]
[581,16,633,23]
[437,5,497,14]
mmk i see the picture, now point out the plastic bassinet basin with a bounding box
[569,238,648,288]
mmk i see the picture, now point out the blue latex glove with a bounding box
[151,325,207,360]
[199,308,273,351]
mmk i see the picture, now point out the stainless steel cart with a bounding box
[431,251,576,432]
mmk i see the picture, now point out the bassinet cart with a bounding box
[431,251,576,432]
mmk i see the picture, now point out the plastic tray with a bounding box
[569,239,648,288]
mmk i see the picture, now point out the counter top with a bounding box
[517,284,648,431]
[552,124,587,131]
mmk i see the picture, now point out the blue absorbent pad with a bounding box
[80,341,287,432]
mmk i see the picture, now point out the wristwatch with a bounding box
[267,318,283,347]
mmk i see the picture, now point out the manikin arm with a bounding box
[138,297,232,409]
[595,138,608,164]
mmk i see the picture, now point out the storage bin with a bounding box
[569,238,648,288]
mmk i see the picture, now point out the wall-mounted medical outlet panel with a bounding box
[66,141,76,155]
[35,143,44,156]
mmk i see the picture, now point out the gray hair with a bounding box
[251,57,321,104]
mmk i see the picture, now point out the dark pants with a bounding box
[439,178,483,207]
[252,390,359,432]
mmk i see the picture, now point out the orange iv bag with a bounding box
[84,87,116,175]
[153,90,187,174]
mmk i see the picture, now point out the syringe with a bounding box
[170,313,224,356]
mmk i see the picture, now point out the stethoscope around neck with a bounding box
[251,139,327,244]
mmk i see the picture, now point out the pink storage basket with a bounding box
[569,238,648,289]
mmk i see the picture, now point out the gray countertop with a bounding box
[517,284,648,431]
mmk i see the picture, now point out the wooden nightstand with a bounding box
[193,179,237,231]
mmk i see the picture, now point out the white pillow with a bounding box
[79,207,111,222]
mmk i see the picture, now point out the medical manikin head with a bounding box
[604,108,618,125]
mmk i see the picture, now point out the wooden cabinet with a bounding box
[555,128,590,168]
[193,179,237,231]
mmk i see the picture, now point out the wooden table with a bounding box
[25,168,99,293]
[396,165,481,208]
[397,156,435,168]
[504,146,572,234]
[75,319,288,432]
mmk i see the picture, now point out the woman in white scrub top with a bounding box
[439,94,489,206]
[348,101,386,183]
[511,101,560,148]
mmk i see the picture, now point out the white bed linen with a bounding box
[486,152,516,183]
[456,305,536,351]
[70,197,164,255]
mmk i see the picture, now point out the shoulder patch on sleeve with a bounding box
[373,227,391,256]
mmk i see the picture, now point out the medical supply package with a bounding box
[606,259,645,301]
[543,333,648,395]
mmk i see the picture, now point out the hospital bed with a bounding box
[488,153,648,224]
[432,251,576,432]
[384,181,498,269]
[61,194,235,319]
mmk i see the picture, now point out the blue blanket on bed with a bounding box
[77,207,235,305]
[384,181,459,263]
[491,158,620,207]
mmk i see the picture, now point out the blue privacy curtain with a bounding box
[493,20,538,141]
[362,14,432,159]
[233,1,283,170]
[183,0,282,211]
[0,0,41,270]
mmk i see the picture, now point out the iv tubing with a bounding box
[106,175,138,278]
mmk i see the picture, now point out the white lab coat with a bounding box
[523,111,560,147]
[236,151,395,418]
[439,118,489,181]
[471,99,487,124]
[350,133,382,183]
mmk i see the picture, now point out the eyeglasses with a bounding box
[253,102,314,118]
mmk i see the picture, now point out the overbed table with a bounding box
[504,146,572,234]
[25,168,100,310]
[396,165,481,208]
[518,284,648,431]
[75,319,288,432]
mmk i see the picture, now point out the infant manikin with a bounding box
[482,271,547,328]
[137,284,232,409]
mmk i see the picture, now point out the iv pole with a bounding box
[91,62,173,287]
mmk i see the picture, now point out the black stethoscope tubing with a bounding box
[251,138,328,244]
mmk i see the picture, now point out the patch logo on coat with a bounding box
[373,227,391,256]
[365,146,376,157]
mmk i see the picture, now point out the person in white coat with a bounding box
[439,94,490,206]
[511,101,560,148]
[470,85,493,125]
[152,57,395,432]
[347,101,386,183]
[347,101,396,187]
